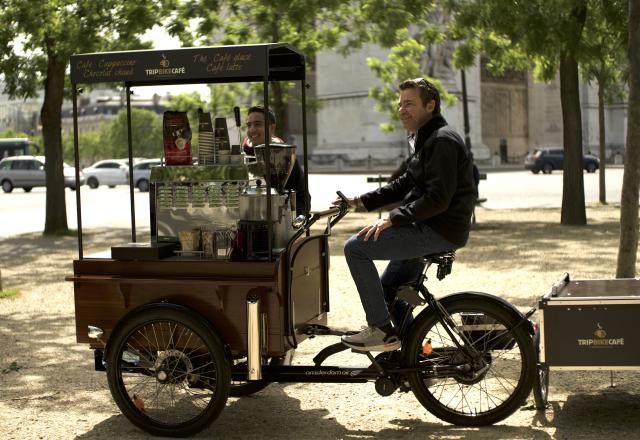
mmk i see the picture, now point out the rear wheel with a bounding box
[402,296,536,426]
[531,169,540,174]
[23,187,32,193]
[542,163,553,174]
[106,306,230,437]
[2,180,13,193]
[586,162,597,173]
[87,177,99,189]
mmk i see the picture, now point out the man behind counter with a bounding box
[242,105,310,215]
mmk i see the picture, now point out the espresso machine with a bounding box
[237,143,298,259]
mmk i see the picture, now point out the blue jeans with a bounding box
[344,223,457,328]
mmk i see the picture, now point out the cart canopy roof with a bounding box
[70,43,305,86]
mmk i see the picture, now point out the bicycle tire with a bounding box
[106,305,230,437]
[402,295,536,426]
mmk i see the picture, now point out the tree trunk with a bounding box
[616,0,640,278]
[598,76,607,204]
[270,81,288,140]
[559,50,587,225]
[41,54,69,235]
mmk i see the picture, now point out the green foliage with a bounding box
[580,0,629,102]
[0,1,165,99]
[0,289,20,300]
[62,130,104,165]
[107,108,163,159]
[0,129,30,139]
[1,361,20,374]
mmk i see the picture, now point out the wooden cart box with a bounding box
[538,275,640,369]
[69,235,329,357]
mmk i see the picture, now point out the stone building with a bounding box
[312,43,628,169]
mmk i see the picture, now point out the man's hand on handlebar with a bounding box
[358,217,392,241]
[332,195,359,209]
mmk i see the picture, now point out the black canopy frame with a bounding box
[69,43,310,261]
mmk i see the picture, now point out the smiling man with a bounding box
[242,105,309,215]
[339,78,477,352]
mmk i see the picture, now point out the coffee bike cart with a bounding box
[532,273,640,409]
[67,43,539,437]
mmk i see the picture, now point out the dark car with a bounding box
[524,147,599,174]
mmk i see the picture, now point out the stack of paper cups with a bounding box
[198,111,215,165]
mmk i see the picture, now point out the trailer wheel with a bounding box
[106,305,230,437]
[532,331,549,410]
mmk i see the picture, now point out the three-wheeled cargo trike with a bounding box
[67,43,538,437]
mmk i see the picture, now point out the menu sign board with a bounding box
[70,45,269,84]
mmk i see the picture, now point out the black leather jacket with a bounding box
[360,115,476,247]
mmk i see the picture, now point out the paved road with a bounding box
[0,169,625,238]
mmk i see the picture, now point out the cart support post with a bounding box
[72,85,84,259]
[125,85,136,242]
[263,47,273,261]
[247,293,262,380]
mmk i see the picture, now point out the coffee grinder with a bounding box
[236,143,297,259]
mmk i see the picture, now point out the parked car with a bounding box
[0,155,84,193]
[82,159,129,189]
[524,147,599,174]
[132,158,161,192]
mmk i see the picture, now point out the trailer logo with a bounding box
[577,323,624,347]
[145,54,186,77]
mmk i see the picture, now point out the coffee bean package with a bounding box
[163,111,192,165]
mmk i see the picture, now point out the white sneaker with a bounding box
[341,326,401,352]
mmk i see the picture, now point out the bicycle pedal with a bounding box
[303,324,346,336]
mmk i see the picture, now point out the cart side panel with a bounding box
[72,259,287,356]
[290,235,329,339]
[540,302,640,367]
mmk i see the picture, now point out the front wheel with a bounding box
[2,180,13,193]
[402,296,536,426]
[106,306,230,437]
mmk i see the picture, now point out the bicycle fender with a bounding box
[431,291,535,335]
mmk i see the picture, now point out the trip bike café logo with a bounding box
[145,54,186,77]
[577,322,624,348]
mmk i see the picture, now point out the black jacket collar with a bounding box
[414,114,447,154]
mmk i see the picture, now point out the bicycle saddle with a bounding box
[421,250,456,280]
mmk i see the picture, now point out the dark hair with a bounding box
[247,105,276,125]
[399,78,441,114]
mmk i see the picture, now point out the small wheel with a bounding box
[229,356,284,397]
[532,331,549,410]
[23,187,33,193]
[542,163,553,174]
[401,296,536,426]
[106,305,230,437]
[2,180,13,193]
[586,163,597,173]
[137,179,150,192]
[87,177,99,189]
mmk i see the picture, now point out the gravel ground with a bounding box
[1,204,639,439]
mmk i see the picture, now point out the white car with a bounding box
[82,159,129,189]
[132,158,162,192]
